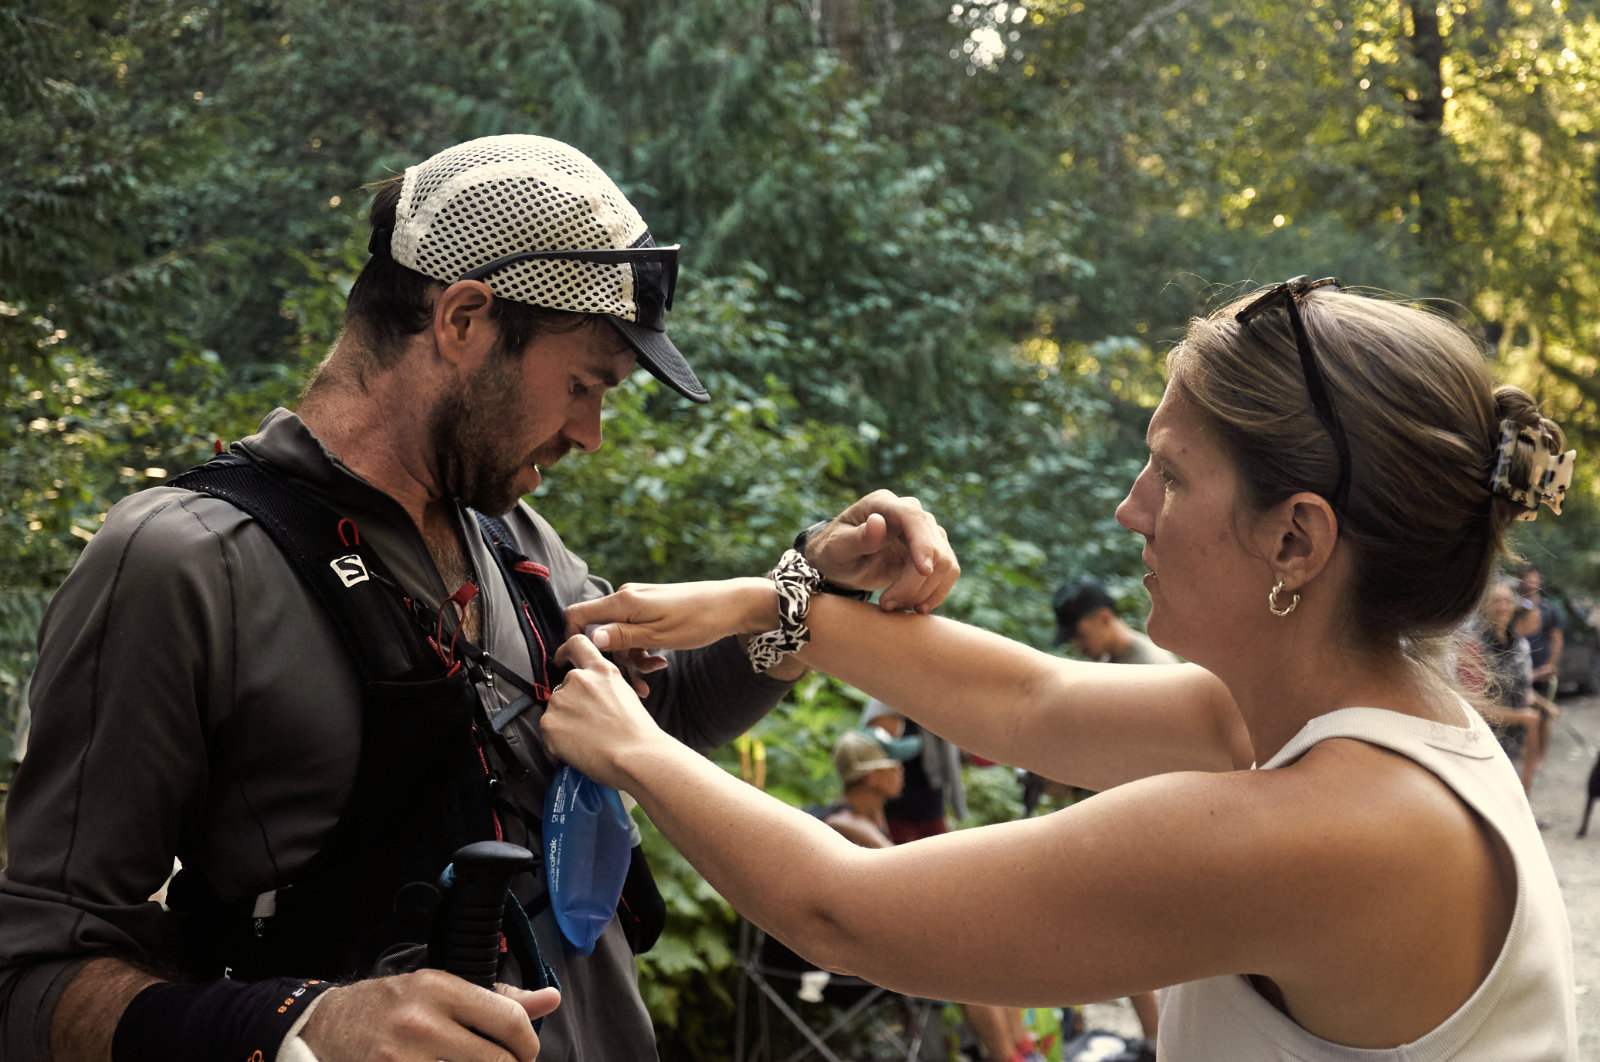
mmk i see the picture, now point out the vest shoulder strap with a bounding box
[471,511,567,697]
[169,451,442,683]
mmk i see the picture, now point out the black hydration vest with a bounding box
[162,449,661,984]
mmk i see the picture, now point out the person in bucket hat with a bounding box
[0,135,959,1062]
[822,728,1048,1062]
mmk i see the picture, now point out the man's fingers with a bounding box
[497,983,562,1024]
[617,650,666,697]
[892,506,948,575]
[880,540,959,612]
[519,986,562,1022]
[625,648,670,674]
[443,981,541,1061]
[881,567,939,613]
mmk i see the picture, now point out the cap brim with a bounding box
[884,736,920,760]
[604,316,709,404]
[866,729,921,761]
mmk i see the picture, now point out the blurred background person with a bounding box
[1046,576,1170,1060]
[861,698,967,845]
[1517,564,1564,704]
[1462,580,1543,792]
[821,728,1046,1062]
[1051,577,1176,667]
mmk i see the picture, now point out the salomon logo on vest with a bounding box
[330,555,371,587]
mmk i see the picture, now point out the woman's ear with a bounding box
[1262,492,1339,589]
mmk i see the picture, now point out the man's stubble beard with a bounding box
[426,350,534,517]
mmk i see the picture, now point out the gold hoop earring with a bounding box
[1269,580,1300,617]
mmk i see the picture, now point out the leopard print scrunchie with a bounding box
[745,549,827,672]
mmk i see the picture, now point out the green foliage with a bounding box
[528,374,868,586]
[958,762,1030,828]
[5,0,1600,1052]
[1509,480,1600,593]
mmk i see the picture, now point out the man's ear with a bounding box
[1262,492,1339,590]
[431,280,498,370]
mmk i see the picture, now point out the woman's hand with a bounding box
[546,635,670,786]
[802,491,959,613]
[564,578,777,656]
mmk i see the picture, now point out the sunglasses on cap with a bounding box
[1234,276,1349,511]
[459,245,680,331]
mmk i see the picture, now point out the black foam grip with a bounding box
[428,841,536,988]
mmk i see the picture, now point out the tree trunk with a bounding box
[1406,0,1455,299]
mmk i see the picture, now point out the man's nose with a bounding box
[565,402,604,453]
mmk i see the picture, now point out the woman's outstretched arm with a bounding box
[567,580,1249,789]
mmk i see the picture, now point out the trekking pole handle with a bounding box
[429,840,537,988]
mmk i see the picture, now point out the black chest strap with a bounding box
[170,451,444,682]
[165,452,527,980]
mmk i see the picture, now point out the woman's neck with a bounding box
[1224,643,1456,765]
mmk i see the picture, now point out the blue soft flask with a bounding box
[543,765,632,955]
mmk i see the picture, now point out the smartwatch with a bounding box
[792,520,873,601]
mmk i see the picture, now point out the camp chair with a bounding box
[733,918,941,1062]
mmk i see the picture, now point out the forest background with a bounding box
[4,1,1599,1055]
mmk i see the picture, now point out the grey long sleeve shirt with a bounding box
[0,409,791,1061]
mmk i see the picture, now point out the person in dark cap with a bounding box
[0,135,958,1062]
[1052,577,1175,666]
[1048,577,1174,1060]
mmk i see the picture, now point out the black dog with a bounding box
[1578,751,1600,838]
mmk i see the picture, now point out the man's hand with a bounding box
[803,490,958,613]
[299,971,559,1061]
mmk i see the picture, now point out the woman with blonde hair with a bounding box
[1466,579,1555,793]
[545,278,1578,1059]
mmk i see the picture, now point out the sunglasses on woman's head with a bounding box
[1235,276,1349,511]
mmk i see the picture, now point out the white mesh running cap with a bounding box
[381,134,708,403]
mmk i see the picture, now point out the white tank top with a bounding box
[1159,706,1577,1060]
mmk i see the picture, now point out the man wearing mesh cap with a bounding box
[0,135,958,1062]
